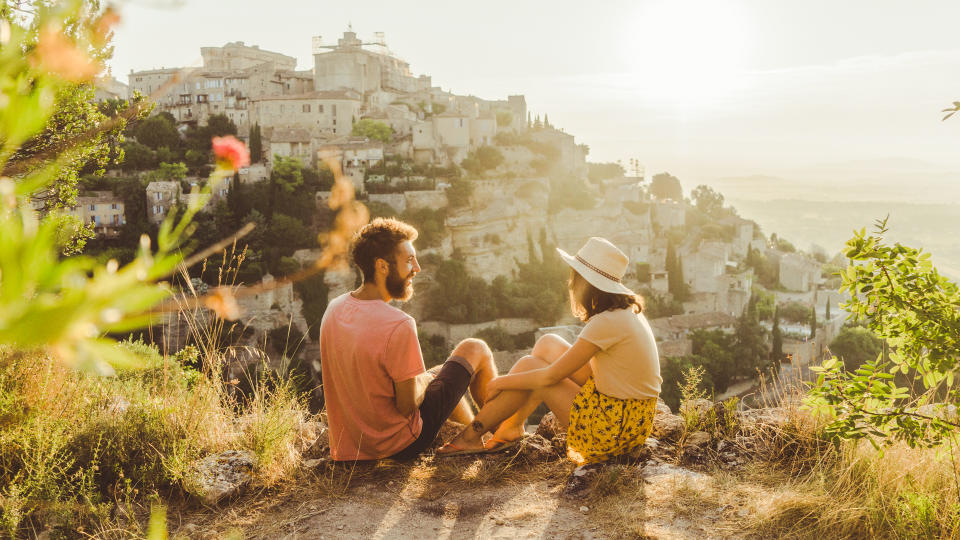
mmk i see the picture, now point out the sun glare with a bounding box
[626,0,753,106]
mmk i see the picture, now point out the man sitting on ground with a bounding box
[319,217,498,461]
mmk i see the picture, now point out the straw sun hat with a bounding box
[556,237,637,297]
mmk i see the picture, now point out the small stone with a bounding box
[337,524,344,530]
[517,434,557,463]
[564,463,604,499]
[579,506,589,513]
[495,518,505,525]
[190,450,255,505]
[535,412,564,440]
[303,458,329,469]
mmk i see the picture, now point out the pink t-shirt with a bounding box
[319,293,425,460]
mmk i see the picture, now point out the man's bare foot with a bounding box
[436,431,485,457]
[484,426,525,451]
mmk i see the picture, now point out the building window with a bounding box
[332,118,336,125]
[112,215,120,225]
[332,104,337,116]
[89,204,96,211]
[155,192,162,201]
[303,104,311,113]
[319,105,324,114]
[111,203,118,210]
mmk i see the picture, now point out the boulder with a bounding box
[191,450,256,505]
[652,413,684,442]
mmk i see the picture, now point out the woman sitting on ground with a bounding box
[438,237,662,463]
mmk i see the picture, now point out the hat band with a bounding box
[575,254,622,284]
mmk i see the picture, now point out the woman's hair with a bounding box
[568,269,644,321]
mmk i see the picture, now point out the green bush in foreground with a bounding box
[807,218,960,447]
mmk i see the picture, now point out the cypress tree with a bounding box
[810,305,817,339]
[825,298,831,321]
[249,123,263,163]
[772,305,783,362]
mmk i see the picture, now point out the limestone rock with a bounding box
[739,407,789,430]
[429,420,466,451]
[535,412,564,440]
[652,413,684,442]
[684,431,712,448]
[191,450,255,505]
[655,398,672,416]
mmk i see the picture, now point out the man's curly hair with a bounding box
[351,218,419,284]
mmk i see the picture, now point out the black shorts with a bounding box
[390,356,474,461]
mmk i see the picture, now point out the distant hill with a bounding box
[728,198,960,280]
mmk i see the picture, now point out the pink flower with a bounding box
[212,136,250,172]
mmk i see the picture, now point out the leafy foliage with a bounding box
[351,118,392,142]
[691,184,725,217]
[587,162,625,183]
[649,172,683,201]
[0,2,231,373]
[807,218,960,447]
[460,145,504,175]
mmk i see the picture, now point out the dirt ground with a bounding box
[172,454,754,540]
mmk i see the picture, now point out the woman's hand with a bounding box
[485,377,504,403]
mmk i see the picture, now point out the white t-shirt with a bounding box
[578,308,662,400]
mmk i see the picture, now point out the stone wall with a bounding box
[405,190,447,210]
[369,193,407,213]
[420,317,539,343]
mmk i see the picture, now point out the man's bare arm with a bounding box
[394,372,432,417]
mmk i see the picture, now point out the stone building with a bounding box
[779,253,822,292]
[317,137,385,190]
[652,200,686,230]
[145,181,181,224]
[265,127,316,166]
[312,30,431,94]
[648,312,738,342]
[249,90,362,137]
[66,191,126,237]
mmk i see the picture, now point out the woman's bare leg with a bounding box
[440,334,589,452]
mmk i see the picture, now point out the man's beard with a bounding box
[386,265,414,301]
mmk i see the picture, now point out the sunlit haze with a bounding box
[109,0,960,185]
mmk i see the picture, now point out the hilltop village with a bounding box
[85,29,843,405]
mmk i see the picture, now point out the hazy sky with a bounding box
[109,0,960,183]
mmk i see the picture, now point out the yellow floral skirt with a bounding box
[566,377,658,464]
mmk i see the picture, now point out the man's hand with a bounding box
[395,372,433,417]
